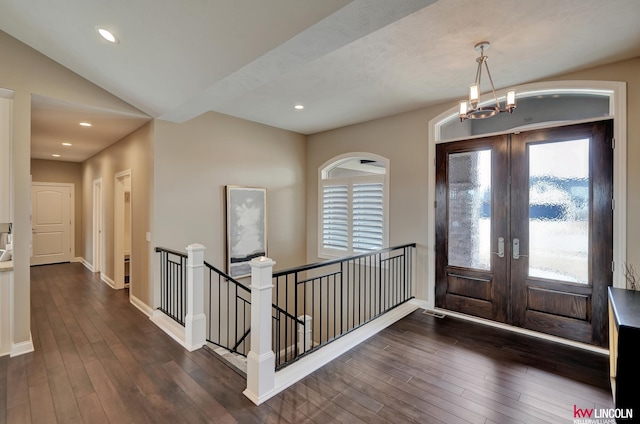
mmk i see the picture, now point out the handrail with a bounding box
[155,246,187,258]
[271,243,416,370]
[156,243,415,370]
[272,303,304,326]
[203,260,249,292]
[272,242,417,277]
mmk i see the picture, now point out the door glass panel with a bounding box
[448,150,491,270]
[528,139,589,283]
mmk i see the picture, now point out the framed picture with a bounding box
[225,185,267,278]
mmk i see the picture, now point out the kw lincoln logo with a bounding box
[574,404,633,423]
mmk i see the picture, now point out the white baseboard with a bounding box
[76,257,94,272]
[247,300,419,405]
[11,332,34,357]
[149,311,194,350]
[100,273,116,289]
[130,294,153,317]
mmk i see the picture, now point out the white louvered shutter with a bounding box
[322,185,349,251]
[352,182,384,252]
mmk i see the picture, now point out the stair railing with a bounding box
[204,260,252,356]
[271,243,416,369]
[155,247,187,325]
[155,243,416,406]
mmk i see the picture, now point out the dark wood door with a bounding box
[435,120,613,346]
[435,135,510,323]
[510,121,613,346]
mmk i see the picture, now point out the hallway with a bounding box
[1,263,262,423]
[1,262,613,423]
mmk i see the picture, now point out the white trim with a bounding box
[611,83,627,288]
[0,269,11,357]
[0,98,11,224]
[10,332,34,357]
[100,273,116,289]
[130,294,153,317]
[75,257,94,273]
[92,178,103,274]
[251,300,419,405]
[318,152,390,259]
[0,88,13,99]
[114,170,131,291]
[150,310,185,346]
[149,310,203,351]
[426,80,627,309]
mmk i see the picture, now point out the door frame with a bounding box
[30,181,75,264]
[426,81,626,351]
[92,178,103,273]
[114,169,131,291]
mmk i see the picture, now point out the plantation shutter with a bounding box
[352,182,384,252]
[322,184,349,251]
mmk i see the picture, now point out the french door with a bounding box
[435,121,613,346]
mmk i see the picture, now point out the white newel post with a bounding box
[185,243,207,351]
[244,256,276,405]
[298,315,312,355]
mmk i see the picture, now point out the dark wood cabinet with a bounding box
[608,287,640,422]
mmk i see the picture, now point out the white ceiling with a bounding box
[2,0,640,162]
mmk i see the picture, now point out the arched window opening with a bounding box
[438,89,613,142]
[319,154,389,258]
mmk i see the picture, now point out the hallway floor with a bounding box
[1,262,612,423]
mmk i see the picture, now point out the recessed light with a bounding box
[98,28,119,44]
[62,142,72,146]
[79,122,92,127]
[294,104,304,110]
[52,154,61,158]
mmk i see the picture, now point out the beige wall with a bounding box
[546,58,640,268]
[31,159,82,255]
[307,108,436,301]
[154,112,307,294]
[81,122,154,305]
[306,56,640,303]
[0,30,147,346]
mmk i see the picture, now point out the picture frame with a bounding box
[225,185,267,278]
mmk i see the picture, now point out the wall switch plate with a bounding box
[146,232,151,242]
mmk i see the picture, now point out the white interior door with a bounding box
[31,183,72,265]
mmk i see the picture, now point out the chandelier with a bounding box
[459,42,516,121]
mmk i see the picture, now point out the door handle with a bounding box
[492,237,505,258]
[513,238,528,260]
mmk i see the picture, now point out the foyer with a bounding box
[1,262,612,423]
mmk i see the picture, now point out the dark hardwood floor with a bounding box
[1,262,612,423]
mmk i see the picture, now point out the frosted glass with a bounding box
[528,139,589,283]
[448,150,491,270]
